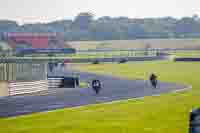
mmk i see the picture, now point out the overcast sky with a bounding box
[0,0,200,24]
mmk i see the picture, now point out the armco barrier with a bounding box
[70,55,171,63]
[8,80,48,96]
[175,58,200,62]
[48,76,79,88]
[0,54,171,64]
[48,77,63,88]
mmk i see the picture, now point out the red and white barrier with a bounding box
[8,80,48,96]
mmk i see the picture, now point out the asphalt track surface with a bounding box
[0,67,188,118]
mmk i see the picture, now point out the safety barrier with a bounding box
[175,57,200,62]
[8,80,48,96]
[48,77,63,88]
[48,76,79,88]
[0,54,172,63]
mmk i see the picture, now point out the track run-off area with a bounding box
[0,67,190,118]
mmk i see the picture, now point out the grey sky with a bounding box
[0,0,200,24]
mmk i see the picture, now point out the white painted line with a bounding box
[151,94,161,97]
[7,84,193,118]
[62,85,192,110]
[171,85,192,93]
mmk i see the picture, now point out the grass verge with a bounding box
[0,61,200,133]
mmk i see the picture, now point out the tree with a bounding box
[0,45,3,51]
[192,14,199,21]
[0,20,18,32]
[175,17,200,37]
[1,14,200,41]
[72,12,94,30]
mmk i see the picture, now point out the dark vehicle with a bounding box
[149,73,158,88]
[118,58,128,64]
[190,108,200,133]
[92,79,102,94]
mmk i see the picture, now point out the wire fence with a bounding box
[0,62,47,81]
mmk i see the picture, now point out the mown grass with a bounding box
[67,51,155,58]
[0,61,200,133]
[69,39,200,50]
[79,82,89,88]
[8,50,200,59]
[174,51,200,57]
[4,51,155,59]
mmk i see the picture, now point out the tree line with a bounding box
[0,12,200,41]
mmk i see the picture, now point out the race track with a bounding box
[0,68,188,118]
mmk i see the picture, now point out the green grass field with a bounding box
[67,51,156,58]
[2,38,200,59]
[71,50,200,58]
[69,39,200,50]
[0,61,200,133]
[174,51,200,57]
[8,50,199,60]
[1,38,200,51]
[2,50,155,59]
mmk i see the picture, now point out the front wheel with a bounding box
[151,80,157,88]
[93,87,101,94]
